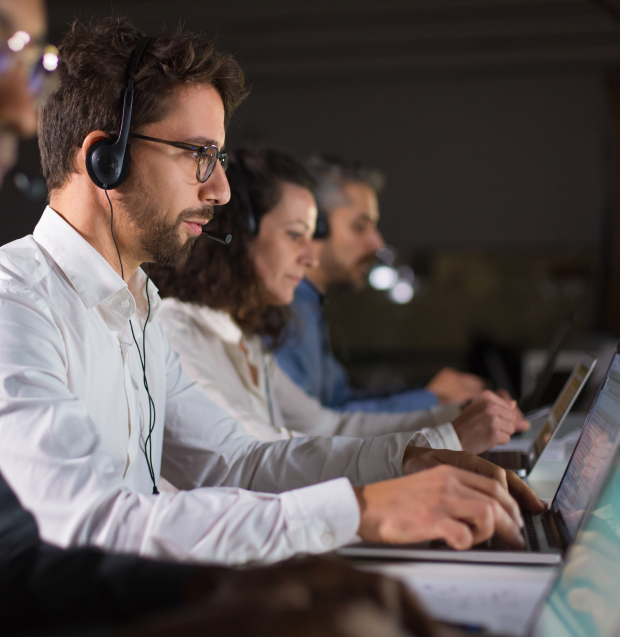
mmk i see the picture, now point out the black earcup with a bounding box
[313,209,330,240]
[86,138,131,190]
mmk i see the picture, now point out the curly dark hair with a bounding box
[151,147,315,348]
[39,16,249,192]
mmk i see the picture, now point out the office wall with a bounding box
[226,69,610,252]
[0,69,610,254]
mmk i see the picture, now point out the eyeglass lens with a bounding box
[199,147,228,183]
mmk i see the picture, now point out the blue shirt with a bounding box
[276,279,439,412]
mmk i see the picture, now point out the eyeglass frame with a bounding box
[128,133,228,183]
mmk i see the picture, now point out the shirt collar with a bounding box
[33,206,161,328]
[181,302,243,345]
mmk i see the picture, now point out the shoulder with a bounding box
[0,236,54,290]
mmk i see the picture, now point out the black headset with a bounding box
[313,206,330,240]
[86,37,151,190]
[231,152,260,238]
[86,37,161,494]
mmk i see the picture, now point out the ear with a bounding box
[80,131,112,164]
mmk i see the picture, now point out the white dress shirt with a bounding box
[0,206,427,565]
[158,299,462,448]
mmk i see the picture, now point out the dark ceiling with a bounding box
[46,0,620,82]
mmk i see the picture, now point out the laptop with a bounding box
[338,346,620,565]
[481,353,596,477]
[410,437,620,637]
[520,312,579,413]
[527,451,620,637]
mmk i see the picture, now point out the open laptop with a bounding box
[410,436,620,636]
[481,353,596,477]
[338,346,620,565]
[520,312,579,413]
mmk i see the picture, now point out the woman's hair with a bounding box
[151,147,314,348]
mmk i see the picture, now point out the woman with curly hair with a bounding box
[151,147,463,445]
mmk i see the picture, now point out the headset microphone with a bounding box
[202,229,232,244]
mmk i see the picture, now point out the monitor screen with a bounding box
[553,352,620,540]
[532,452,620,637]
[533,355,595,458]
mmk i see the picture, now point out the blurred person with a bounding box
[275,154,514,413]
[0,16,544,574]
[0,3,443,637]
[153,147,529,454]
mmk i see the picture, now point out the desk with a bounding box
[355,412,587,637]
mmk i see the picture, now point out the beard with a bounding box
[118,169,214,267]
[319,242,376,290]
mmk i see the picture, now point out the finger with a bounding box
[505,470,547,513]
[443,492,523,548]
[433,514,476,550]
[447,452,510,491]
[514,418,531,432]
[495,388,513,402]
[449,463,523,526]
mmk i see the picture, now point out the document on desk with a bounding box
[404,572,553,636]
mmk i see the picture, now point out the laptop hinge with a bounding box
[543,510,564,550]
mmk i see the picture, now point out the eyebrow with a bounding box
[283,220,311,230]
[182,137,225,150]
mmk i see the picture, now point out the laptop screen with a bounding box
[532,354,596,458]
[531,453,620,637]
[552,351,620,541]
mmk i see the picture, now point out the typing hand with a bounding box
[402,447,547,515]
[452,390,530,454]
[355,463,526,550]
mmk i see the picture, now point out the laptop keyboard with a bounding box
[429,509,540,552]
[474,509,540,552]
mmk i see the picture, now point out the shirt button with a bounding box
[121,300,130,308]
[321,531,335,545]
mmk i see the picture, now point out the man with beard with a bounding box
[0,16,544,569]
[276,154,522,414]
[0,3,450,637]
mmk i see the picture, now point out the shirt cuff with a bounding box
[419,423,462,450]
[429,402,462,425]
[280,478,360,554]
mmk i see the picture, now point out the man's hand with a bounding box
[402,447,547,515]
[451,390,530,454]
[426,367,486,404]
[355,464,526,550]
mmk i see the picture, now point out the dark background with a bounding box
[8,0,620,393]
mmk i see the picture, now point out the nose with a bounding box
[199,159,230,206]
[0,66,38,137]
[300,238,319,269]
[368,226,385,253]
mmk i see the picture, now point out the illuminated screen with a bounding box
[532,453,620,637]
[533,359,593,457]
[553,353,620,540]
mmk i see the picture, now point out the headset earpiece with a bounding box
[232,153,259,238]
[86,138,132,190]
[313,207,330,240]
[85,36,151,191]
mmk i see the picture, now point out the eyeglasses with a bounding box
[128,133,228,183]
[0,30,59,101]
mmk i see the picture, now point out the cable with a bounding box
[104,187,159,495]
